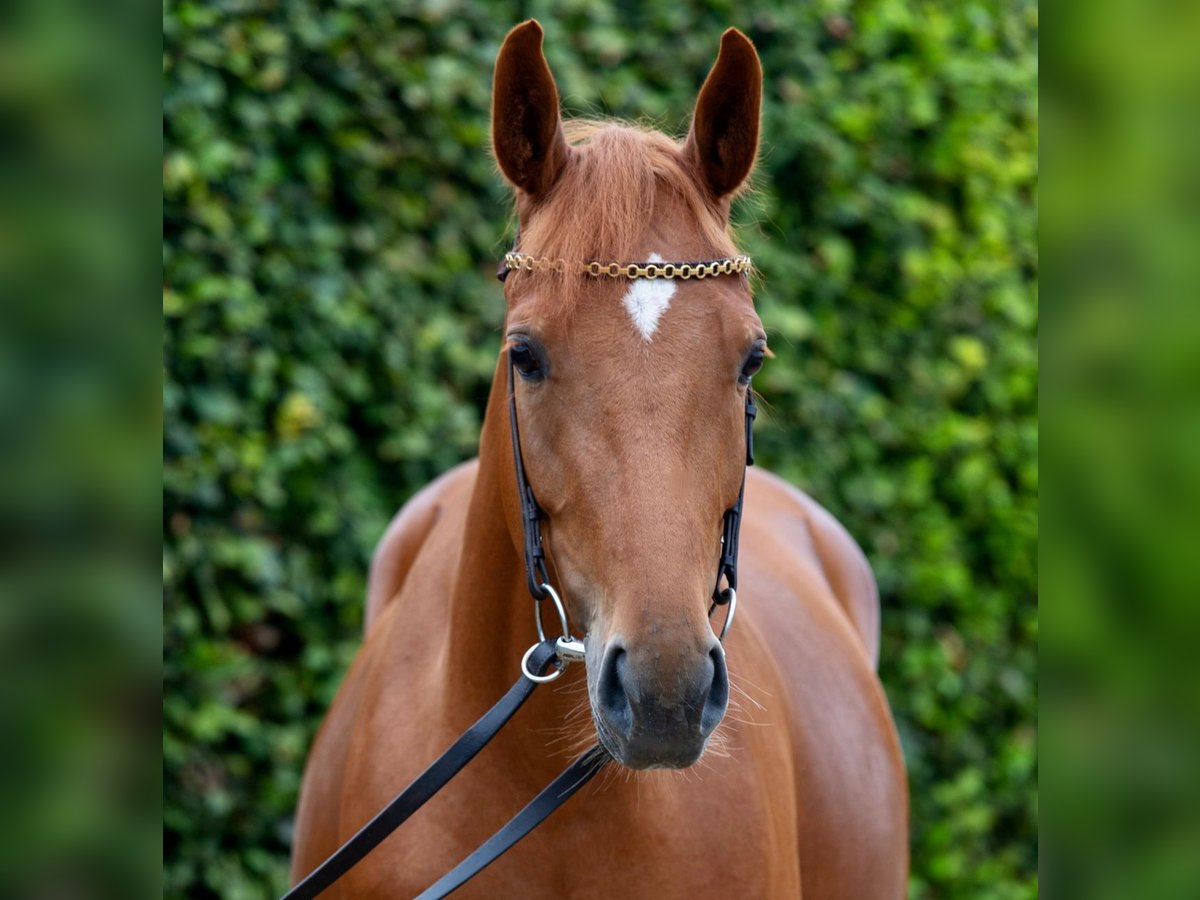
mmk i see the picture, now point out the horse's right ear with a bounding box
[491,20,569,198]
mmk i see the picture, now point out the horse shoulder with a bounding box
[364,459,479,634]
[745,467,880,668]
[742,468,907,896]
[290,649,369,891]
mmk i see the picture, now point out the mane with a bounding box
[511,120,741,308]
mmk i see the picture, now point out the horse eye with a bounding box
[740,348,766,384]
[510,342,544,380]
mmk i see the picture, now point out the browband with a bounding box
[501,251,752,282]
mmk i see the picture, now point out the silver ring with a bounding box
[521,642,565,683]
[712,588,737,642]
[534,583,571,643]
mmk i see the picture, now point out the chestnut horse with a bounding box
[291,21,908,898]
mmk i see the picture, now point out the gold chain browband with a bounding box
[503,251,752,281]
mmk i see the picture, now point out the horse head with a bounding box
[492,21,765,770]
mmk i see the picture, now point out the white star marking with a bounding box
[621,253,677,341]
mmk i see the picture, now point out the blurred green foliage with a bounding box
[163,1,1037,896]
[1040,0,1200,897]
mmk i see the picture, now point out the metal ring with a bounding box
[534,583,571,643]
[710,588,737,642]
[521,642,565,683]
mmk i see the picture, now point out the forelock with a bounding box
[509,120,740,316]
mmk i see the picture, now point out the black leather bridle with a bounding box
[282,250,757,900]
[507,348,756,646]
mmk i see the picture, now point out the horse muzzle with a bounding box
[589,637,729,769]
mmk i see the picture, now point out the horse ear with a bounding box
[491,20,569,198]
[685,29,763,200]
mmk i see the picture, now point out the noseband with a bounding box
[284,249,755,900]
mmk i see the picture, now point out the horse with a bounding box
[290,21,908,898]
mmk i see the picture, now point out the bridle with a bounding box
[283,248,756,900]
[502,243,756,676]
[506,315,757,684]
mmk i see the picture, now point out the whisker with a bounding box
[728,678,768,713]
[728,671,773,701]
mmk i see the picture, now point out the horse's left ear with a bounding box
[684,29,763,200]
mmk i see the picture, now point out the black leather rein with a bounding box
[282,642,606,900]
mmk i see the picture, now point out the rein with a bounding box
[281,641,591,900]
[283,249,755,899]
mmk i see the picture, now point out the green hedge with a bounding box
[164,1,1037,896]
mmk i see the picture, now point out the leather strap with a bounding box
[414,747,608,899]
[507,353,550,600]
[282,641,562,900]
[713,390,757,605]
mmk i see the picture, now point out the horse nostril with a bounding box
[597,644,633,738]
[700,644,729,737]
